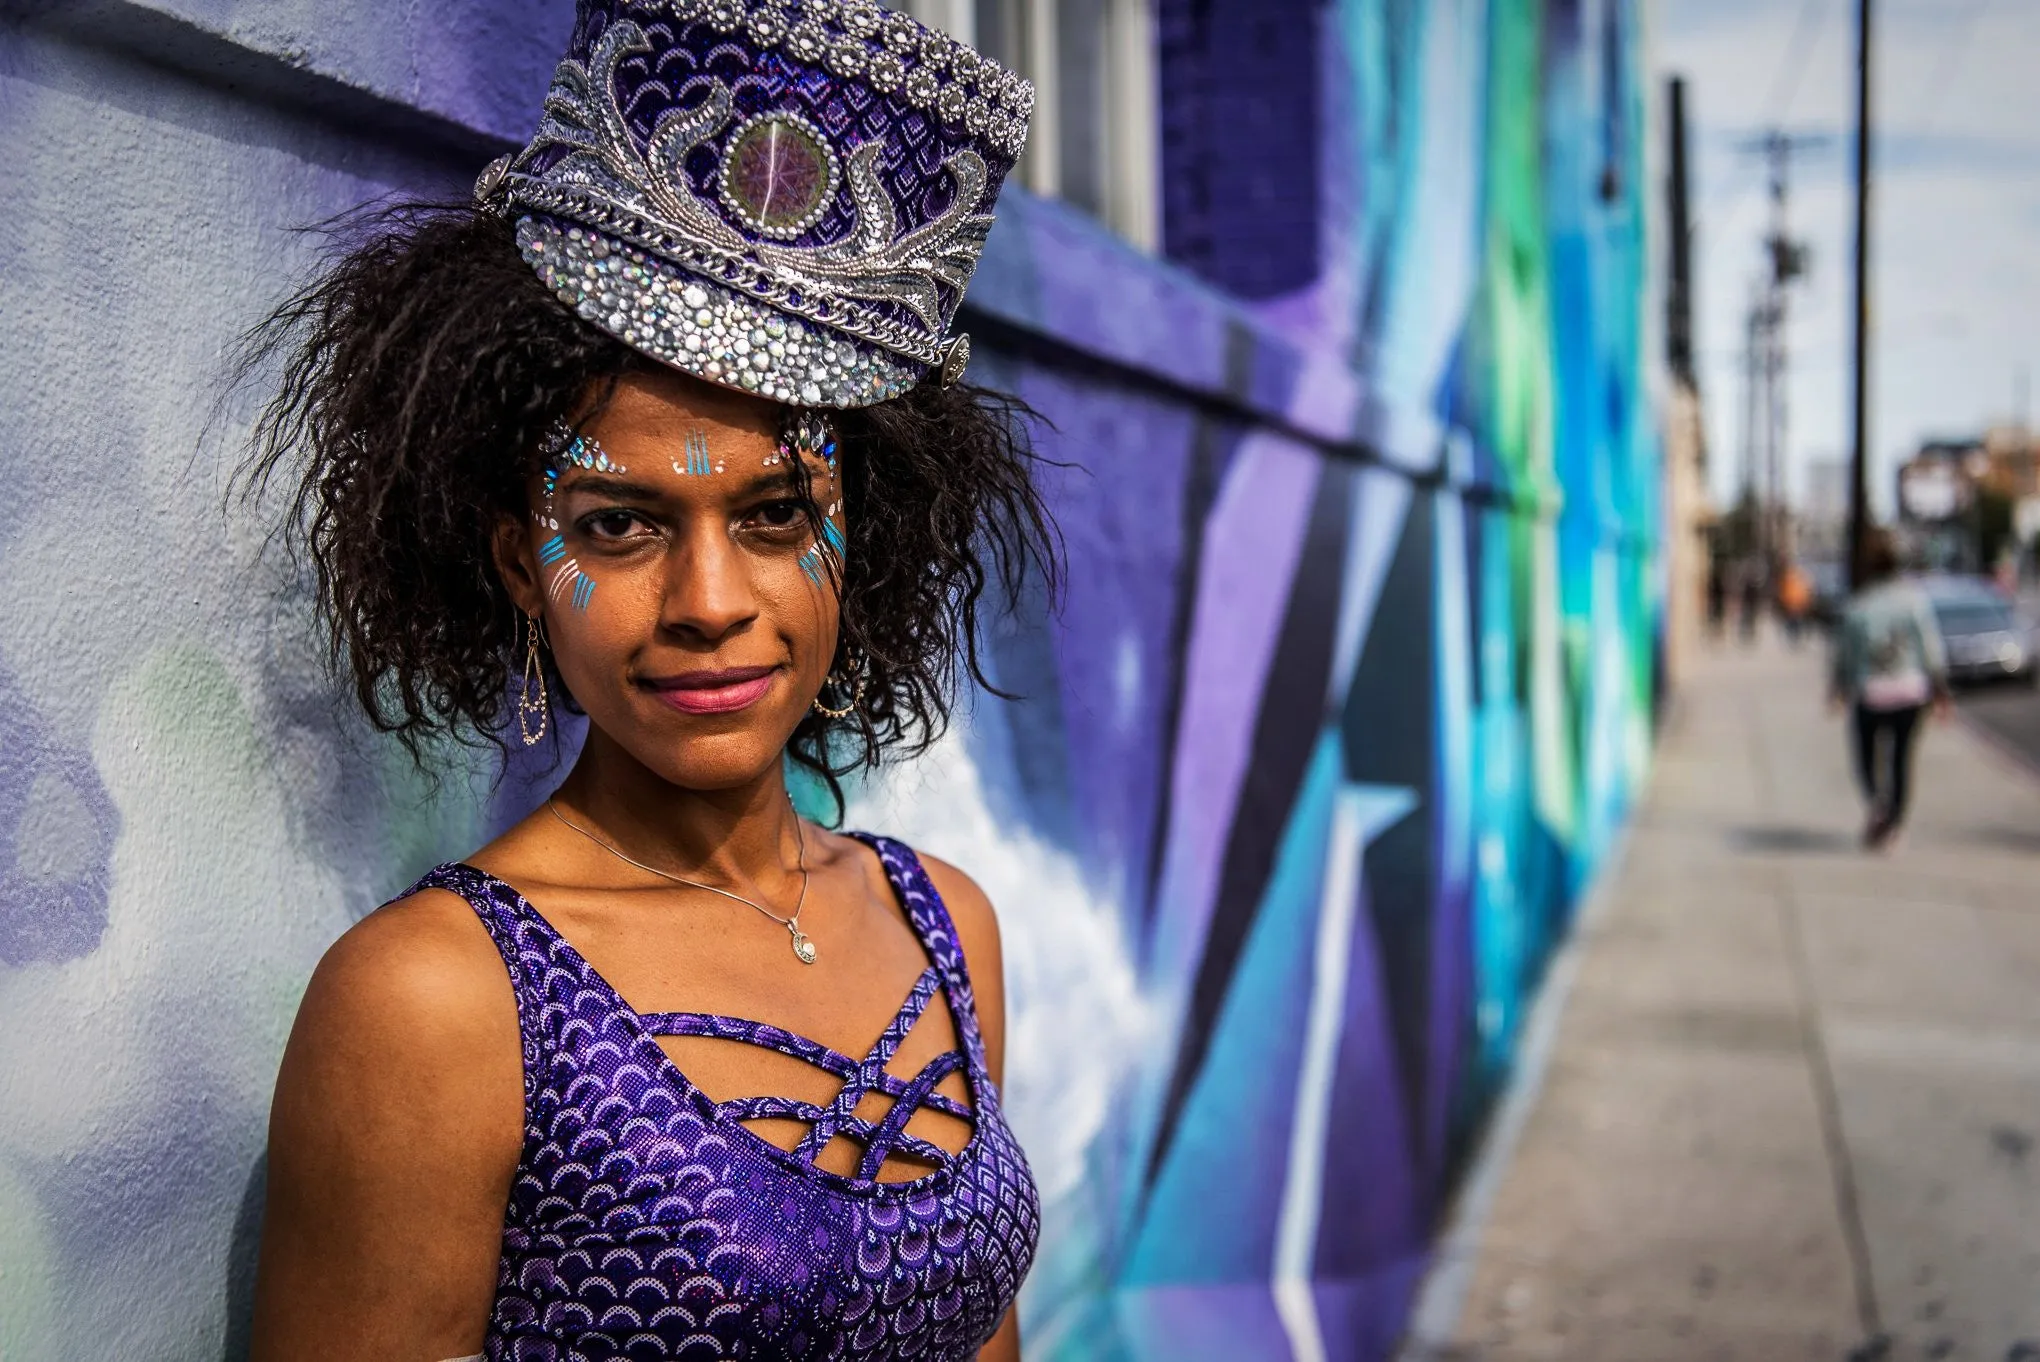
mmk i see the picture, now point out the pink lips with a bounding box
[646,666,780,716]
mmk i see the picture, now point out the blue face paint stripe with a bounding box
[572,575,596,611]
[677,429,720,476]
[539,535,567,565]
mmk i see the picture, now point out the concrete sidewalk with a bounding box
[1405,637,2040,1362]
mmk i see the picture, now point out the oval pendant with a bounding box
[790,927,818,965]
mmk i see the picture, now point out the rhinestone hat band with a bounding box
[487,0,1032,409]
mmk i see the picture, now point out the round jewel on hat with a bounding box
[478,0,1033,409]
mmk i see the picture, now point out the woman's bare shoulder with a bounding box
[255,885,521,1359]
[914,852,1000,946]
[312,886,511,1020]
[280,885,521,1123]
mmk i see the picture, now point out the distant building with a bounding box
[1981,424,2040,501]
[1798,457,1847,559]
[1805,458,1846,524]
[1893,438,1991,570]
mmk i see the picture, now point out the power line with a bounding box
[1691,0,1836,241]
[1763,0,1836,126]
[1914,0,1993,138]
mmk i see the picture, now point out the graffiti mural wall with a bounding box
[0,1,1654,1359]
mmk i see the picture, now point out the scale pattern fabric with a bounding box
[410,833,1039,1361]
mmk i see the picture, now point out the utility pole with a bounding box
[1666,76,1695,387]
[1846,0,1875,588]
[1742,286,1765,538]
[1737,129,1822,569]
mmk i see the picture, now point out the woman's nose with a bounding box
[660,527,760,642]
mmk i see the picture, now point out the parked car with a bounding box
[1921,579,2037,686]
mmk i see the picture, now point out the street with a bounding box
[1960,683,2040,776]
[1405,636,2040,1362]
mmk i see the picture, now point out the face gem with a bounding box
[555,429,623,475]
[723,115,836,238]
[777,410,840,480]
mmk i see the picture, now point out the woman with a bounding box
[244,3,1053,1358]
[1829,533,1948,849]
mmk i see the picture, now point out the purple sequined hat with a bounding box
[477,0,1033,408]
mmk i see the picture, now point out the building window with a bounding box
[889,0,1158,248]
[1155,0,1322,300]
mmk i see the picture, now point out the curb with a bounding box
[1951,701,2040,790]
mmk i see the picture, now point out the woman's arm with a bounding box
[920,857,1022,1362]
[250,891,525,1362]
[1913,593,1951,698]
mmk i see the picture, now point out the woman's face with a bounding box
[495,366,844,791]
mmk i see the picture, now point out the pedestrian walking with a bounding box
[1829,534,1949,849]
[1777,560,1813,646]
[1706,555,1728,639]
[1738,562,1765,643]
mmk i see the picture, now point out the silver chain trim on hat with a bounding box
[515,186,944,367]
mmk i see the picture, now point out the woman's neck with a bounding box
[550,728,803,889]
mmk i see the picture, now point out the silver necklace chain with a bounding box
[545,796,820,964]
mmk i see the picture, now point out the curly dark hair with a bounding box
[238,202,1059,813]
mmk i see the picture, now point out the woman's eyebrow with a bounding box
[731,469,801,496]
[555,469,806,500]
[554,473,667,502]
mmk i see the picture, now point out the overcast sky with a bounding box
[1653,0,2040,519]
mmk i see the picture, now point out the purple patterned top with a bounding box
[412,833,1039,1361]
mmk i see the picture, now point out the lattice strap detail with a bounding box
[868,968,947,1061]
[854,1050,968,1181]
[636,1015,969,1121]
[792,969,949,1162]
[717,1094,954,1167]
[638,1012,861,1075]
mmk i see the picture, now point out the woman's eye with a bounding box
[748,500,810,532]
[582,510,649,540]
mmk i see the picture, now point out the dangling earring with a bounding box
[518,613,550,747]
[811,648,867,720]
